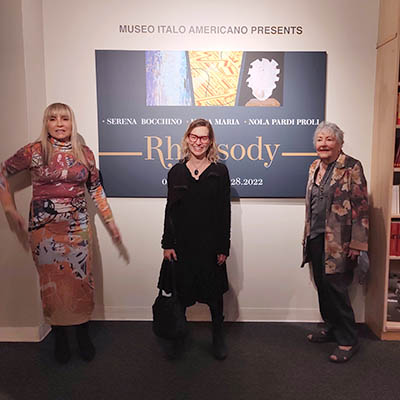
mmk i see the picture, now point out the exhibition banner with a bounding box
[95,50,326,197]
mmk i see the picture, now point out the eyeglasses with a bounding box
[188,133,210,144]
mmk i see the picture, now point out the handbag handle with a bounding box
[158,258,179,297]
[170,259,178,295]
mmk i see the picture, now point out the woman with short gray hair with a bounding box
[302,121,369,363]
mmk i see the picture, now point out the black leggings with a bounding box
[208,296,224,322]
[181,296,224,322]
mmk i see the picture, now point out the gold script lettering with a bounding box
[144,136,168,169]
[247,136,263,161]
[166,136,181,162]
[263,144,280,168]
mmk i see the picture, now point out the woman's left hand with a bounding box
[348,249,360,261]
[217,254,227,265]
[108,220,122,244]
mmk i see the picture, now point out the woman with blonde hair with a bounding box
[161,118,231,360]
[0,103,121,363]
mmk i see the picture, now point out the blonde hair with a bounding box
[181,119,219,163]
[39,103,89,167]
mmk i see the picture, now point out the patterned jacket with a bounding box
[302,152,369,274]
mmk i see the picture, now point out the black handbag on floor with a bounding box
[152,259,187,339]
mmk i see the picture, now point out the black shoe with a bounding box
[52,326,71,364]
[76,322,96,362]
[212,324,227,360]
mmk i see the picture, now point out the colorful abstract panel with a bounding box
[188,51,243,106]
[145,51,193,106]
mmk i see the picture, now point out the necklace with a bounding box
[188,159,210,177]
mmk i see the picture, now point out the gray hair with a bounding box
[313,121,344,147]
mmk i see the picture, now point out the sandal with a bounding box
[329,343,360,363]
[307,330,335,343]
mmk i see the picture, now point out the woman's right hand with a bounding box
[5,208,29,250]
[163,249,177,261]
[5,208,26,233]
[107,220,122,244]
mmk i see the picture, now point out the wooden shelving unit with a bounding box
[365,0,400,340]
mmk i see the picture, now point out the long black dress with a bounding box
[161,161,231,307]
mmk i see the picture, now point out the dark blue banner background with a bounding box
[95,50,326,197]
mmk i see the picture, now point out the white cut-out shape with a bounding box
[246,58,280,101]
[36,237,88,279]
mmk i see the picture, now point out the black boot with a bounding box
[212,317,227,360]
[52,325,71,364]
[164,336,186,360]
[76,322,96,362]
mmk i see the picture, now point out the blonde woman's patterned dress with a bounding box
[0,138,114,326]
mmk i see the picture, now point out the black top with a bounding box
[160,161,231,306]
[162,161,231,255]
[310,161,335,239]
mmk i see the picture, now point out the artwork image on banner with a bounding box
[144,51,284,107]
[95,50,326,198]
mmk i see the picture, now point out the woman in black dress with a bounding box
[162,118,231,360]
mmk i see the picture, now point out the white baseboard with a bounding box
[92,304,325,322]
[92,305,151,321]
[0,306,364,342]
[0,323,51,342]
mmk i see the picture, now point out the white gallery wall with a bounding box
[0,0,379,340]
[0,0,49,341]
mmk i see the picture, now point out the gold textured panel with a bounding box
[189,51,243,106]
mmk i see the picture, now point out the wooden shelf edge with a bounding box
[389,256,400,260]
[382,322,400,340]
[377,33,398,49]
[394,167,400,172]
[381,331,400,340]
[391,214,400,218]
[386,321,400,331]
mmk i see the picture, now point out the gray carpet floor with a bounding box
[0,321,398,400]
